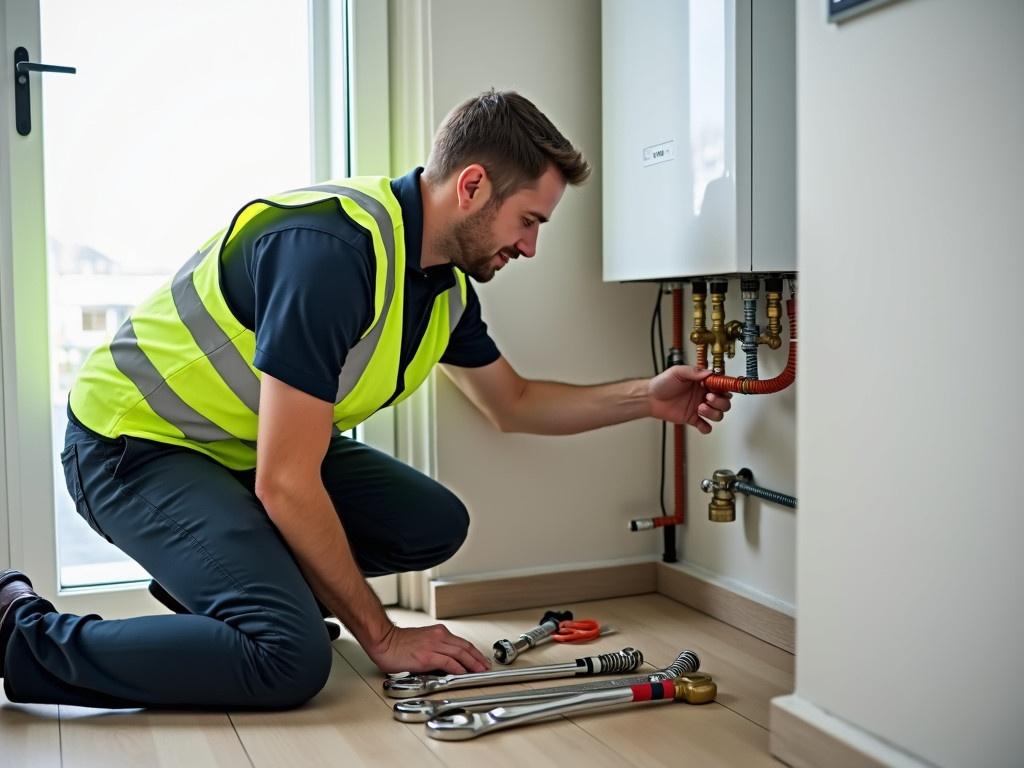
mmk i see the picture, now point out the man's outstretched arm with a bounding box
[440,356,731,436]
[255,374,489,674]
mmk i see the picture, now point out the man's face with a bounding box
[443,164,567,282]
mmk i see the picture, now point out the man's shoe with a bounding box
[148,579,189,614]
[0,569,40,678]
[148,579,343,641]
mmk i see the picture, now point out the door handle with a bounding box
[14,46,77,137]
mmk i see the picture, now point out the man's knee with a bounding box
[385,487,469,571]
[247,615,333,709]
[422,488,469,561]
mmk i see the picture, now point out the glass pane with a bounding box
[41,0,313,588]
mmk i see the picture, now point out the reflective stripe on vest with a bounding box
[70,177,466,469]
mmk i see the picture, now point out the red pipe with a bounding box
[705,298,797,395]
[641,287,685,530]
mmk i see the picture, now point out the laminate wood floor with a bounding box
[0,593,793,767]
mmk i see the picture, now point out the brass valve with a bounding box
[708,285,744,373]
[701,469,737,522]
[759,287,783,350]
[689,289,713,348]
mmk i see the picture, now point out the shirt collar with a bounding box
[391,167,455,287]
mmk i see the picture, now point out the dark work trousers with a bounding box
[2,417,469,709]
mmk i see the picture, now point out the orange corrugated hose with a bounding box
[705,298,797,394]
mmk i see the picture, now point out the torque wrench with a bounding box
[383,647,643,699]
[393,649,700,722]
[426,673,718,740]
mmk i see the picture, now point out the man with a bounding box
[0,90,731,710]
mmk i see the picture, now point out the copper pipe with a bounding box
[633,287,686,538]
[706,299,797,395]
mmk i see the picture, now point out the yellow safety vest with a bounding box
[69,177,467,469]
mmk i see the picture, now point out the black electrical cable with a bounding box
[649,284,667,518]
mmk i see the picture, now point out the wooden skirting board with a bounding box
[770,695,927,767]
[431,560,795,656]
[431,562,657,619]
[655,562,795,653]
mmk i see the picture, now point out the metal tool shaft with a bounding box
[492,609,573,664]
[394,648,700,722]
[383,648,643,699]
[426,674,717,740]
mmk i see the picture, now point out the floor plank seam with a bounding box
[57,704,64,768]
[716,699,770,731]
[227,711,257,768]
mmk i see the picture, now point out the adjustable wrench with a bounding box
[383,647,643,699]
[426,673,718,740]
[393,649,700,722]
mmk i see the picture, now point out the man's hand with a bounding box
[368,624,491,675]
[649,366,732,434]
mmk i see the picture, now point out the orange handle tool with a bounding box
[552,619,601,643]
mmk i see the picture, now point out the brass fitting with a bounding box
[759,289,783,350]
[707,286,743,373]
[689,288,713,349]
[701,469,737,522]
[674,673,718,704]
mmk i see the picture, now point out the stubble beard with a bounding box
[437,203,501,282]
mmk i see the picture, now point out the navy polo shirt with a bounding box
[218,168,500,405]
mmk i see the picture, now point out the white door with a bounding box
[0,0,397,618]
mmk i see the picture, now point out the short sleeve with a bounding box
[251,227,374,402]
[440,280,501,368]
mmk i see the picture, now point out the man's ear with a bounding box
[455,164,491,211]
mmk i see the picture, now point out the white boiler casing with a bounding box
[602,0,796,281]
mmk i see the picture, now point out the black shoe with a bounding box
[0,569,41,678]
[147,579,189,614]
[148,580,343,641]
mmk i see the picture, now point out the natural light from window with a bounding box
[41,0,314,588]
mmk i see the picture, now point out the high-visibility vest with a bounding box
[69,177,467,470]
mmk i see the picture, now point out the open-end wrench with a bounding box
[425,673,717,741]
[383,647,643,699]
[393,649,700,722]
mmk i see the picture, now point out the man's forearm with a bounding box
[259,481,391,650]
[500,377,652,435]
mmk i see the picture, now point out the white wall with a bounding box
[795,0,1024,765]
[423,0,799,614]
[427,0,661,575]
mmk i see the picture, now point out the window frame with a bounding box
[0,0,395,615]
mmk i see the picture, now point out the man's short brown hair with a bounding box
[423,89,590,202]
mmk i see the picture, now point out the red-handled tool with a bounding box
[552,619,601,643]
[493,611,614,664]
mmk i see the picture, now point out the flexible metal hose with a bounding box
[734,480,797,509]
[742,296,759,379]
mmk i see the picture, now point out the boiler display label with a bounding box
[642,140,676,167]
